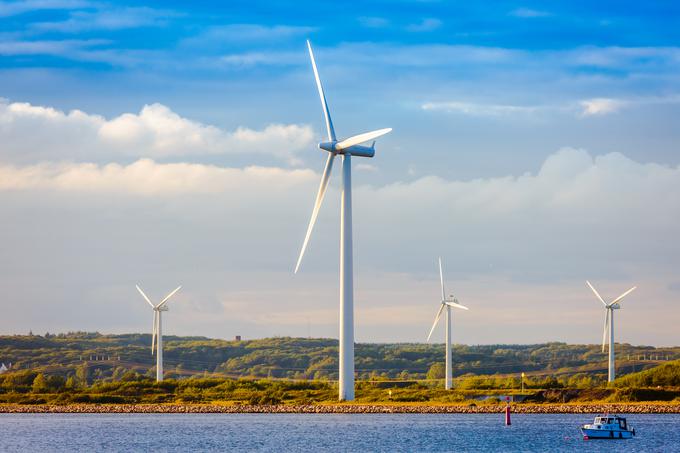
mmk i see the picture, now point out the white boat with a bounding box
[580,415,635,440]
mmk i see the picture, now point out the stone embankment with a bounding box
[2,403,680,414]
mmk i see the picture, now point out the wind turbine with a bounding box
[294,41,392,401]
[586,280,636,382]
[427,257,469,390]
[136,284,182,382]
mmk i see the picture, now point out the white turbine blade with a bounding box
[609,286,637,306]
[157,285,182,308]
[586,280,607,306]
[151,312,157,354]
[601,309,609,353]
[335,128,392,150]
[295,153,335,273]
[427,304,446,342]
[136,285,154,308]
[445,301,469,310]
[307,40,335,141]
[438,257,445,301]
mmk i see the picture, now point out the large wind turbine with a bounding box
[427,257,468,389]
[586,281,636,382]
[136,285,182,382]
[294,41,392,401]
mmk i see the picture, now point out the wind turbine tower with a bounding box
[586,281,636,382]
[294,41,392,401]
[427,257,469,389]
[136,285,182,382]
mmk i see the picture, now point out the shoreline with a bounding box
[2,403,680,414]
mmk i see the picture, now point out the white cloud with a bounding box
[421,101,537,116]
[0,99,315,162]
[510,8,551,18]
[182,24,316,49]
[0,159,315,195]
[31,7,177,33]
[219,51,300,67]
[0,0,89,17]
[356,163,378,172]
[357,16,389,28]
[1,148,678,344]
[406,18,442,32]
[580,98,626,116]
[0,38,108,56]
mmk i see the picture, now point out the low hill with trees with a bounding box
[0,332,677,385]
[613,360,680,388]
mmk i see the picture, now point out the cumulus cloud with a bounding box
[0,99,315,162]
[0,147,678,343]
[580,98,626,116]
[0,159,316,195]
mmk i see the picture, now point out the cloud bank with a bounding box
[0,100,315,162]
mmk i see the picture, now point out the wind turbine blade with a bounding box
[438,257,445,301]
[601,309,609,353]
[295,153,335,273]
[307,40,335,141]
[157,286,182,308]
[609,286,637,306]
[445,301,469,310]
[151,312,157,354]
[335,128,392,150]
[136,285,154,308]
[427,304,446,342]
[586,280,607,306]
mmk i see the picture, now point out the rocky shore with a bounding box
[2,403,680,414]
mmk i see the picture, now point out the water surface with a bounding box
[1,413,676,452]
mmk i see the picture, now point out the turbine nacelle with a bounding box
[319,141,375,157]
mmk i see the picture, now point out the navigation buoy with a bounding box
[505,397,511,426]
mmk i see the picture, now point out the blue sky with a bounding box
[1,0,679,345]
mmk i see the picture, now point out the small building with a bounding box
[234,335,242,341]
[0,363,9,374]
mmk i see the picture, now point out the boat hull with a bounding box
[581,428,634,440]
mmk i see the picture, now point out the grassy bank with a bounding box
[2,374,680,407]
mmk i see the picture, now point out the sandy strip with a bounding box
[2,403,680,414]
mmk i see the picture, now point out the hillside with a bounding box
[1,332,677,384]
[614,360,680,388]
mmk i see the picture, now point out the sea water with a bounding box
[1,413,677,452]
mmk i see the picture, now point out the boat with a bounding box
[580,414,635,440]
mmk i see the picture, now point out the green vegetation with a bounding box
[1,332,676,382]
[0,333,679,405]
[613,359,680,388]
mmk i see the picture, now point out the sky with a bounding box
[1,0,679,346]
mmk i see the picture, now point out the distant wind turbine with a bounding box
[586,280,636,382]
[294,40,392,401]
[427,257,469,389]
[136,285,182,382]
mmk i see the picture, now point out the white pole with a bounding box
[157,311,163,382]
[608,309,615,382]
[339,153,354,401]
[445,305,452,390]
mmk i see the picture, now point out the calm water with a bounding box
[0,413,677,452]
